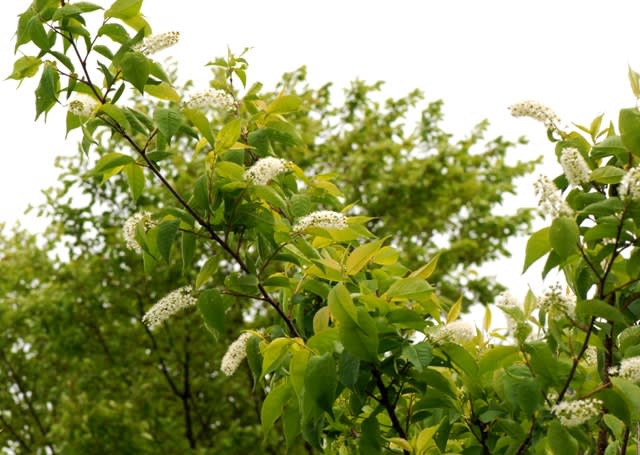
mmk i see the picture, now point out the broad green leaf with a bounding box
[328,283,357,323]
[312,307,331,334]
[183,108,215,146]
[337,351,359,388]
[155,219,180,261]
[618,325,640,354]
[215,161,245,180]
[145,82,181,102]
[547,420,578,455]
[409,253,440,280]
[27,16,50,51]
[502,365,541,415]
[446,296,462,323]
[119,52,150,93]
[478,345,519,375]
[591,135,628,160]
[261,382,291,437]
[224,273,259,295]
[304,353,337,416]
[34,62,60,120]
[105,0,142,19]
[360,416,383,454]
[289,194,311,218]
[197,289,227,335]
[100,103,130,130]
[282,398,300,449]
[339,308,378,362]
[7,56,41,81]
[215,119,243,153]
[346,239,383,275]
[98,23,131,43]
[372,246,399,265]
[611,377,640,421]
[442,342,478,377]
[629,65,640,99]
[523,226,550,272]
[261,337,292,375]
[153,107,184,142]
[582,198,624,218]
[266,95,302,114]
[92,152,134,174]
[195,257,219,289]
[383,277,432,301]
[619,108,640,157]
[181,231,196,274]
[124,163,144,202]
[576,299,626,324]
[590,165,625,184]
[549,217,579,260]
[402,341,432,372]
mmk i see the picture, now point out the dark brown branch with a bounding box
[182,333,196,449]
[371,368,409,455]
[514,415,536,455]
[557,318,595,403]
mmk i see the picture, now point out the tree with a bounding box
[7,1,640,454]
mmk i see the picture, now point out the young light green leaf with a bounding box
[345,239,383,275]
[155,219,180,262]
[119,52,150,93]
[153,107,184,142]
[124,162,144,202]
[523,226,550,272]
[7,56,41,81]
[105,0,142,19]
[619,108,640,158]
[328,283,357,323]
[197,289,227,335]
[549,217,579,260]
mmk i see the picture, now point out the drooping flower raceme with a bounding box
[67,93,99,117]
[435,321,475,345]
[538,283,576,320]
[619,167,640,200]
[292,210,348,232]
[533,175,574,218]
[559,147,590,186]
[183,89,236,112]
[551,398,603,427]
[245,157,291,185]
[122,212,156,253]
[220,332,252,376]
[509,100,562,130]
[133,31,180,55]
[142,286,197,328]
[609,356,640,383]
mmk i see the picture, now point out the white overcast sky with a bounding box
[2,0,640,301]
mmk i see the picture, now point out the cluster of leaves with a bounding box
[7,0,640,454]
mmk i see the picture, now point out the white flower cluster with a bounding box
[509,100,562,130]
[619,167,640,200]
[435,321,475,345]
[583,346,598,366]
[67,93,99,117]
[122,212,156,253]
[183,89,236,112]
[133,31,180,55]
[551,398,603,427]
[559,147,590,186]
[142,286,197,328]
[538,283,576,320]
[292,210,348,232]
[245,157,291,185]
[609,356,640,383]
[533,175,573,218]
[220,332,252,376]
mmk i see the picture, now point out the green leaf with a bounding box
[304,353,337,416]
[619,108,640,158]
[183,108,214,146]
[100,103,130,130]
[224,273,259,295]
[523,226,550,272]
[215,118,243,153]
[629,65,640,99]
[337,351,359,388]
[328,283,357,323]
[547,420,578,455]
[27,16,50,51]
[549,217,579,260]
[153,107,184,142]
[402,341,433,372]
[289,194,311,218]
[215,161,245,180]
[181,232,195,275]
[590,166,625,184]
[576,299,626,324]
[98,23,131,43]
[145,82,181,103]
[339,308,378,362]
[261,337,292,376]
[34,62,60,120]
[582,198,624,218]
[261,382,292,436]
[591,135,628,161]
[409,253,440,280]
[156,219,180,262]
[15,9,35,51]
[611,377,640,421]
[359,416,383,455]
[7,56,41,81]
[383,277,432,301]
[502,365,541,415]
[442,343,478,377]
[197,289,226,335]
[105,0,142,19]
[478,346,520,375]
[119,52,150,93]
[124,163,144,202]
[195,257,219,289]
[92,152,134,174]
[346,239,384,275]
[266,95,302,114]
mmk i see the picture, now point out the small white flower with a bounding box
[183,89,236,112]
[533,175,574,219]
[245,157,291,185]
[619,167,640,200]
[67,93,99,117]
[122,212,156,253]
[610,356,640,383]
[538,283,576,320]
[221,332,252,376]
[142,286,197,328]
[560,147,590,186]
[435,321,475,345]
[583,347,597,366]
[133,31,180,56]
[551,398,602,427]
[509,100,562,130]
[292,210,348,232]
